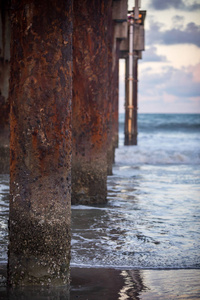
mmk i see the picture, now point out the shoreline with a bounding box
[0,264,200,299]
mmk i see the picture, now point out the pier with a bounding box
[0,0,146,286]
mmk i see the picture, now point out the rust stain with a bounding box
[8,0,73,286]
[72,0,112,204]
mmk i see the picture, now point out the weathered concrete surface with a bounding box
[112,38,121,150]
[72,0,112,204]
[0,0,11,174]
[111,0,128,157]
[106,3,115,176]
[112,0,127,22]
[107,0,128,175]
[8,0,72,286]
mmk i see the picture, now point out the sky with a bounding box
[119,0,200,113]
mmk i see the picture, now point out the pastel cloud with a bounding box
[139,94,200,113]
[142,46,168,62]
[139,65,200,98]
[149,0,200,11]
[172,15,185,29]
[188,63,200,82]
[146,20,200,47]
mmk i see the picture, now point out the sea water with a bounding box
[0,114,200,270]
[70,113,200,269]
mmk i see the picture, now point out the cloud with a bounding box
[139,64,200,99]
[172,15,184,22]
[118,63,200,113]
[142,46,168,62]
[188,63,200,82]
[138,64,200,113]
[146,20,200,47]
[165,67,200,97]
[139,94,200,113]
[172,15,185,29]
[150,0,200,11]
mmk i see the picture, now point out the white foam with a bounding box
[0,184,9,193]
[115,146,200,165]
[71,205,111,211]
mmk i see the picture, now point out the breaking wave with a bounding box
[119,113,200,133]
[115,146,200,165]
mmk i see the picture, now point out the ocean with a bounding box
[70,113,200,269]
[0,113,200,271]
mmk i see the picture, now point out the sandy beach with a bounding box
[1,265,200,299]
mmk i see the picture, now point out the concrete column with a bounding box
[112,0,128,151]
[8,0,72,286]
[72,0,111,204]
[0,0,10,173]
[107,4,115,176]
[107,34,120,175]
[112,38,121,150]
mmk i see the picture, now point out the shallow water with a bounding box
[0,114,200,270]
[70,114,200,269]
[0,174,9,265]
[71,163,200,269]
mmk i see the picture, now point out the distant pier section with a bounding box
[120,0,146,145]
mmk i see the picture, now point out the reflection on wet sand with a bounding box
[120,269,200,300]
[119,270,145,300]
[1,266,200,299]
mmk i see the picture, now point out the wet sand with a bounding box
[0,265,200,299]
[70,268,200,300]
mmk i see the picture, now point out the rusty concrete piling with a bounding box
[72,0,112,204]
[0,0,11,173]
[112,38,121,151]
[111,0,128,162]
[8,0,73,286]
[106,3,114,176]
[72,0,128,193]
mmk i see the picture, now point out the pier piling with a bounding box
[124,0,146,145]
[0,1,10,173]
[72,0,112,204]
[8,0,73,286]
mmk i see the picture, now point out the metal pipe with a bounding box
[128,17,133,111]
[125,0,140,145]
